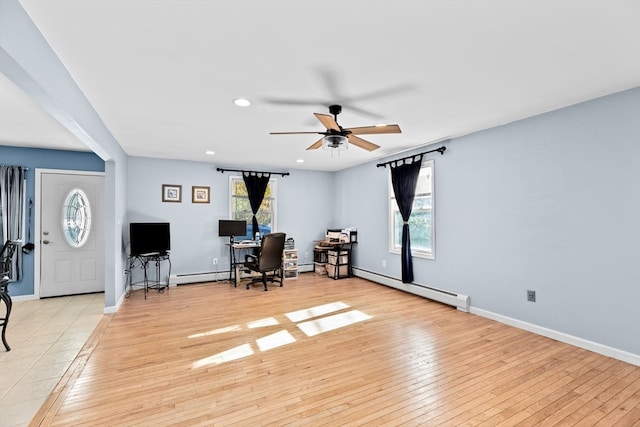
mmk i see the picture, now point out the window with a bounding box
[62,188,92,247]
[229,176,277,240]
[389,159,434,259]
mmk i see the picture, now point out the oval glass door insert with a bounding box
[63,188,92,247]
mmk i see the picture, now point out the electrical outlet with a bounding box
[213,258,218,265]
[382,259,386,268]
[527,290,536,302]
[123,269,128,275]
[304,252,309,258]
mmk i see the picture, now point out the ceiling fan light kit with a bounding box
[322,135,348,151]
[270,104,401,154]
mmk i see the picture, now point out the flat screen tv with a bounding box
[218,219,246,238]
[129,222,171,256]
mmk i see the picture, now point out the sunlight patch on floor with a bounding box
[188,324,242,338]
[256,330,297,351]
[247,317,279,328]
[191,303,371,368]
[285,301,350,322]
[192,343,254,368]
[296,310,372,337]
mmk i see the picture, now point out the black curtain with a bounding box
[390,155,423,283]
[0,166,26,281]
[242,172,271,238]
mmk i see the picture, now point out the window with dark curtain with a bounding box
[390,155,423,283]
[242,172,271,238]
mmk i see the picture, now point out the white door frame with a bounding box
[34,168,105,300]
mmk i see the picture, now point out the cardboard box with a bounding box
[314,262,327,274]
[326,264,349,278]
[328,251,349,265]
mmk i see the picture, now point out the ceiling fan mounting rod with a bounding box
[329,104,342,120]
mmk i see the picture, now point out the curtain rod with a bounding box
[0,165,29,171]
[376,146,446,168]
[216,167,289,177]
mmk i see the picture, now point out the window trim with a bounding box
[388,158,435,260]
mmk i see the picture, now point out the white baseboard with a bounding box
[11,294,38,302]
[470,306,640,367]
[298,263,315,273]
[105,290,125,314]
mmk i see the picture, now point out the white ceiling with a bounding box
[2,1,640,172]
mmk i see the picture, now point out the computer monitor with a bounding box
[129,222,171,256]
[218,219,246,238]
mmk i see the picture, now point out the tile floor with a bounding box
[0,293,104,427]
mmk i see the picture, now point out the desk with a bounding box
[228,241,260,286]
[127,253,171,299]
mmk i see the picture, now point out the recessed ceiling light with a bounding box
[205,150,215,155]
[296,159,304,163]
[233,98,252,107]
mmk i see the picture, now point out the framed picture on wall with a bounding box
[162,184,182,203]
[192,186,210,204]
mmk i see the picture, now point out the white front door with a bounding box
[39,171,104,297]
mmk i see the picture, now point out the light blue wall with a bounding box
[336,86,640,356]
[0,146,105,296]
[2,0,129,309]
[127,157,335,278]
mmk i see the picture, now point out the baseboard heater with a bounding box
[171,271,228,285]
[171,264,316,285]
[353,267,470,312]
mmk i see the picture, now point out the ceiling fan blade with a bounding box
[317,68,342,100]
[348,124,401,135]
[350,83,416,103]
[348,134,380,152]
[337,104,385,120]
[270,131,324,135]
[314,113,340,131]
[262,97,329,106]
[306,138,323,150]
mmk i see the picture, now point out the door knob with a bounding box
[42,240,51,244]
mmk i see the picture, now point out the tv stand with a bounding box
[126,253,171,299]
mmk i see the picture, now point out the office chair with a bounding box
[0,240,21,351]
[244,232,286,291]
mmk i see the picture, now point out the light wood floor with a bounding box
[31,274,640,426]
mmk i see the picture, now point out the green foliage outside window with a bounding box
[393,198,432,252]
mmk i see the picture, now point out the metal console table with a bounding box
[0,276,12,351]
[126,252,171,299]
[0,239,21,351]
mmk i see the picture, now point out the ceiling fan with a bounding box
[262,67,415,121]
[270,105,401,152]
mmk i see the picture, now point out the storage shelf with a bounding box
[283,249,298,280]
[327,249,350,279]
[313,241,355,280]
